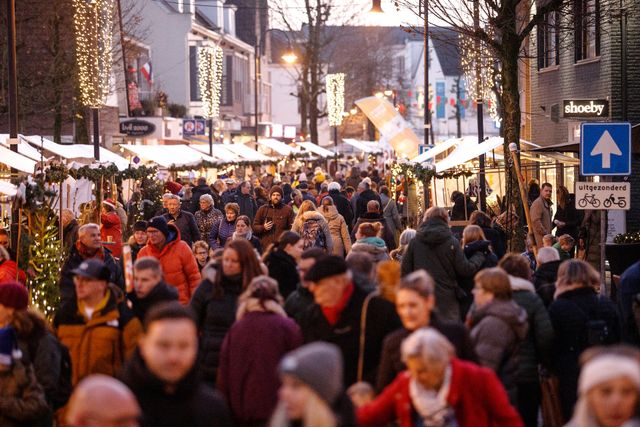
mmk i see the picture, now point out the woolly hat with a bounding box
[269,185,284,197]
[0,282,29,311]
[304,255,347,282]
[165,181,182,195]
[0,327,19,366]
[102,198,116,210]
[279,342,343,405]
[579,355,640,395]
[133,220,148,232]
[147,216,170,238]
[328,181,341,192]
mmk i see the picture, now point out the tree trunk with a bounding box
[300,64,309,137]
[500,32,526,251]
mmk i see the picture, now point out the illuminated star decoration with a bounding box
[198,46,224,119]
[326,73,346,127]
[72,0,116,107]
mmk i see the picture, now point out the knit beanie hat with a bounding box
[0,282,29,311]
[279,342,343,405]
[133,220,148,232]
[269,185,284,197]
[304,255,347,282]
[0,327,18,366]
[147,216,170,237]
[579,355,640,395]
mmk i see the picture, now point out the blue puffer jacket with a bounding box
[208,218,236,249]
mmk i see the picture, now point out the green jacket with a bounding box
[509,275,554,384]
[401,217,485,321]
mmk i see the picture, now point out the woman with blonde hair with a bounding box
[320,196,351,257]
[218,275,302,427]
[271,342,355,427]
[566,352,640,427]
[350,222,390,263]
[291,200,333,252]
[389,228,415,262]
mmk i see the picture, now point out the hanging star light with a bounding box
[326,73,346,127]
[72,0,116,107]
[198,46,224,119]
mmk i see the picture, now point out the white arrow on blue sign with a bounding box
[580,122,631,176]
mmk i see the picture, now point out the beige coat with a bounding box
[530,196,553,248]
[320,205,352,257]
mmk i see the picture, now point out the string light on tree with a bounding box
[326,73,346,127]
[72,0,116,107]
[198,46,224,119]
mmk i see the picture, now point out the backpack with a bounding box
[28,332,72,410]
[301,219,326,250]
[571,296,613,347]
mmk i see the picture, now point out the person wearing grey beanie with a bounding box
[271,342,356,427]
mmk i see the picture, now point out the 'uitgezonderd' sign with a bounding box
[563,99,609,118]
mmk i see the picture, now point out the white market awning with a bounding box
[21,136,130,170]
[0,135,51,161]
[189,144,240,163]
[222,143,273,162]
[297,142,335,158]
[342,139,383,154]
[435,136,504,172]
[122,144,219,168]
[409,137,469,164]
[0,181,17,197]
[257,138,297,156]
[0,145,37,173]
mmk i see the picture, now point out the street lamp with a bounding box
[370,0,384,13]
[255,28,297,145]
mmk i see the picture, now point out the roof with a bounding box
[429,27,463,76]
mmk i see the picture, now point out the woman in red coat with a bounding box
[357,328,523,427]
[101,199,123,258]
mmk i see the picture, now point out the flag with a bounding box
[141,62,153,85]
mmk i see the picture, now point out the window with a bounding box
[189,46,200,102]
[436,82,445,119]
[574,0,600,61]
[537,12,560,69]
[221,55,233,106]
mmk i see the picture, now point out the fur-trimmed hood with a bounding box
[508,275,536,293]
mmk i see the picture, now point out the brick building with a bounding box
[530,0,640,231]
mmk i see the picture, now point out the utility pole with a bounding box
[474,0,487,212]
[7,0,18,153]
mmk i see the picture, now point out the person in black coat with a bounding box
[553,185,581,243]
[297,256,401,387]
[533,247,562,307]
[120,302,232,427]
[190,240,263,385]
[355,181,382,222]
[328,183,354,231]
[189,177,215,214]
[127,257,179,322]
[548,259,621,422]
[351,201,396,250]
[469,211,506,259]
[59,223,124,304]
[236,181,258,222]
[264,231,304,299]
[450,191,477,221]
[376,270,477,392]
[163,195,201,248]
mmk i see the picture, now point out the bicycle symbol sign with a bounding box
[575,182,631,211]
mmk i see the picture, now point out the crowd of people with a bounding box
[0,166,638,427]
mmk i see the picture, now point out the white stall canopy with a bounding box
[0,181,17,197]
[221,143,273,162]
[296,142,335,158]
[342,139,384,154]
[21,136,130,170]
[0,145,37,173]
[189,144,240,162]
[122,144,218,168]
[410,137,470,164]
[435,136,504,172]
[257,138,297,156]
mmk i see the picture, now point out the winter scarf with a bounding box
[321,283,354,326]
[355,236,387,248]
[409,365,454,427]
[75,241,105,260]
[232,230,254,242]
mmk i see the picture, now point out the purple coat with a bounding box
[217,311,302,425]
[208,218,236,249]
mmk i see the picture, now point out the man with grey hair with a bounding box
[194,194,222,242]
[66,375,141,427]
[355,179,382,222]
[351,199,396,250]
[533,246,562,307]
[59,223,124,304]
[163,194,200,247]
[61,208,80,252]
[154,192,173,217]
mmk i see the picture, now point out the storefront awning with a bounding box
[0,145,37,173]
[297,142,335,158]
[257,138,297,156]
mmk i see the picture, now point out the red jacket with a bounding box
[0,260,23,285]
[357,358,523,427]
[101,211,123,258]
[138,224,201,305]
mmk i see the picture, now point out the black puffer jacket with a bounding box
[355,189,382,221]
[190,273,243,385]
[265,250,299,299]
[121,349,232,427]
[127,280,179,322]
[548,286,620,420]
[401,217,485,321]
[329,189,354,230]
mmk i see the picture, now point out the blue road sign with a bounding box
[580,122,631,176]
[419,144,434,155]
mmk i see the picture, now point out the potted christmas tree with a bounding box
[606,231,640,276]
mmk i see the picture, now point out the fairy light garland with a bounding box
[198,46,224,119]
[326,73,346,127]
[72,0,116,107]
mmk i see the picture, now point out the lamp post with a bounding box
[6,0,18,155]
[474,0,487,212]
[254,28,297,145]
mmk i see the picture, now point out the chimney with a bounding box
[196,0,224,29]
[224,4,237,36]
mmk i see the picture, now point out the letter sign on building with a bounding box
[563,100,609,118]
